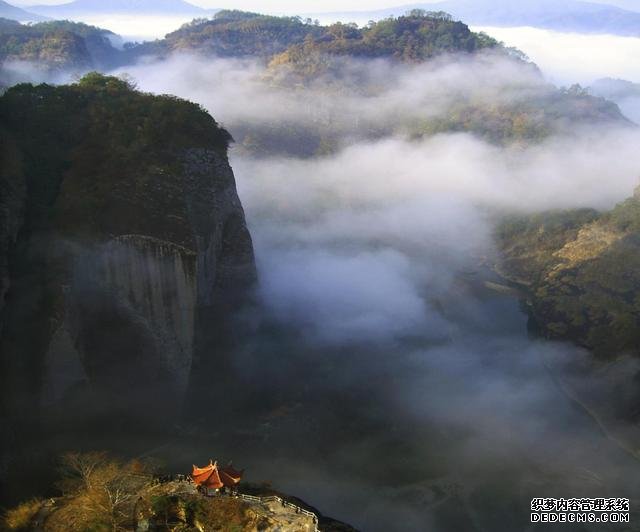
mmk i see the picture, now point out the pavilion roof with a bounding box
[192,460,243,488]
[219,463,244,486]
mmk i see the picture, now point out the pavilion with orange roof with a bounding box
[191,460,244,496]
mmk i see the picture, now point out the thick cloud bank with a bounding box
[230,131,636,347]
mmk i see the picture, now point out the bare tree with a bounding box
[58,451,110,492]
[50,453,152,531]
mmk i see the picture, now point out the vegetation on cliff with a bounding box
[497,188,640,357]
[0,73,241,410]
[2,452,354,531]
[1,72,231,243]
[2,452,248,531]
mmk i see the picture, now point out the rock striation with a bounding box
[0,74,256,429]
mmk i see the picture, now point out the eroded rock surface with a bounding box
[0,75,256,430]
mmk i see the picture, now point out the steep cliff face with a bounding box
[0,74,256,432]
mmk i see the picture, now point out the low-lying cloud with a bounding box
[106,50,640,352]
[475,26,640,85]
[229,129,638,344]
[117,51,548,134]
[66,15,197,42]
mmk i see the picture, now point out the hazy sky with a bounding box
[17,0,425,9]
[477,26,640,84]
[14,0,640,13]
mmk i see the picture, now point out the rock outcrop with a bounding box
[4,477,359,532]
[0,74,256,430]
[496,188,640,358]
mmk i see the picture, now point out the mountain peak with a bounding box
[0,0,47,22]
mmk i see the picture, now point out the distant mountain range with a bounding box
[313,0,640,36]
[589,77,640,123]
[26,0,216,17]
[590,77,640,100]
[4,0,639,36]
[0,0,46,21]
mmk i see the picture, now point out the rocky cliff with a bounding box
[496,188,640,358]
[3,467,358,532]
[0,74,256,435]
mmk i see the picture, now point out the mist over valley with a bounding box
[1,5,640,531]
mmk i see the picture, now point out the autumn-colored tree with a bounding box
[45,452,152,531]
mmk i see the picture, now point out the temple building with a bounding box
[191,460,244,496]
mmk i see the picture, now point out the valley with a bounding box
[1,6,640,532]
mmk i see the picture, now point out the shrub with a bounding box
[3,498,43,530]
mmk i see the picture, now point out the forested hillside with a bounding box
[0,18,120,70]
[137,9,498,61]
[0,9,628,148]
[497,188,640,357]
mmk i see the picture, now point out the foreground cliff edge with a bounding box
[1,452,357,531]
[0,74,257,502]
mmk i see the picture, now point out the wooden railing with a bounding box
[238,493,321,532]
[155,475,323,532]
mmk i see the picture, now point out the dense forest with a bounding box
[0,10,501,70]
[1,72,231,241]
[138,9,499,61]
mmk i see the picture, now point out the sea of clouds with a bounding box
[3,22,640,529]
